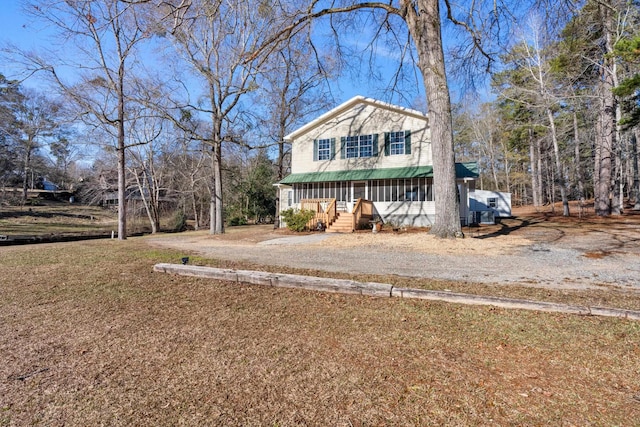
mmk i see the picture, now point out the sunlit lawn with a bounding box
[1,238,639,425]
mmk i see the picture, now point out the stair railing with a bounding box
[300,198,336,230]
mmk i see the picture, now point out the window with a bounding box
[345,136,359,158]
[314,138,334,161]
[384,130,411,156]
[367,178,433,202]
[317,139,330,160]
[488,197,497,208]
[342,134,377,158]
[389,131,406,155]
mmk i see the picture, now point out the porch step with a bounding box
[326,213,354,233]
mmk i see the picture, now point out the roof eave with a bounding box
[284,96,428,142]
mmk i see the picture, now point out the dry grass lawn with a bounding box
[1,238,640,425]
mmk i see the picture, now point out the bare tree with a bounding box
[520,17,571,215]
[127,108,167,233]
[13,90,61,203]
[19,0,153,239]
[0,74,24,195]
[255,0,517,237]
[255,36,334,180]
[157,0,286,234]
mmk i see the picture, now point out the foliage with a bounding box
[171,210,187,232]
[280,208,315,232]
[614,35,640,127]
[228,216,248,226]
[224,150,277,224]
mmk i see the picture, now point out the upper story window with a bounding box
[384,130,412,155]
[389,131,406,155]
[313,138,335,161]
[317,138,331,160]
[314,131,412,161]
[342,134,378,159]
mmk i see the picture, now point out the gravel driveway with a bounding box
[147,214,640,291]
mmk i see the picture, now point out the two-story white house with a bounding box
[276,96,478,232]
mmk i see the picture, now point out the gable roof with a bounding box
[279,163,479,184]
[284,95,428,141]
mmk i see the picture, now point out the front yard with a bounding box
[1,238,639,425]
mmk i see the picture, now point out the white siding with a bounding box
[470,190,512,217]
[290,103,431,174]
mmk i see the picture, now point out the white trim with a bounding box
[284,95,428,141]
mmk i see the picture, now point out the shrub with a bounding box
[280,208,315,232]
[228,216,248,226]
[172,210,187,232]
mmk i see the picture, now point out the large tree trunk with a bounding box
[209,138,224,234]
[595,4,616,216]
[595,85,615,216]
[405,0,461,238]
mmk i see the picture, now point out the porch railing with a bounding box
[351,198,373,230]
[300,198,337,230]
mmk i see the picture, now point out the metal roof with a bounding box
[279,163,479,184]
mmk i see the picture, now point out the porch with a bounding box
[300,198,374,233]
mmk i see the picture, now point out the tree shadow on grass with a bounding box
[472,217,545,240]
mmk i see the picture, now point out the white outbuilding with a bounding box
[469,190,512,224]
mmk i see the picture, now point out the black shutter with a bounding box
[373,134,378,156]
[340,136,346,159]
[405,130,411,154]
[313,139,318,161]
[384,132,390,156]
[330,138,336,160]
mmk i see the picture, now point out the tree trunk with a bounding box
[612,138,623,215]
[133,169,157,234]
[632,130,640,210]
[21,142,33,204]
[595,4,616,216]
[502,142,510,193]
[529,130,540,208]
[117,56,127,240]
[537,137,543,206]
[573,111,585,216]
[208,85,224,235]
[546,108,570,216]
[405,0,461,238]
[212,140,224,234]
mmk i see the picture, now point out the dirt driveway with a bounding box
[148,207,640,291]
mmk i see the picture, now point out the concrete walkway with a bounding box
[154,263,640,321]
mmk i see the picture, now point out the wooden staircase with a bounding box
[325,212,354,233]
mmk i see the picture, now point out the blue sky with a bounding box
[0,1,52,53]
[1,1,432,108]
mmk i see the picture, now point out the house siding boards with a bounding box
[470,190,512,219]
[287,98,431,175]
[279,96,478,228]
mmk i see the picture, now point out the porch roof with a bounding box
[279,162,479,184]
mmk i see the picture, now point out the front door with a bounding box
[350,181,366,212]
[353,181,366,200]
